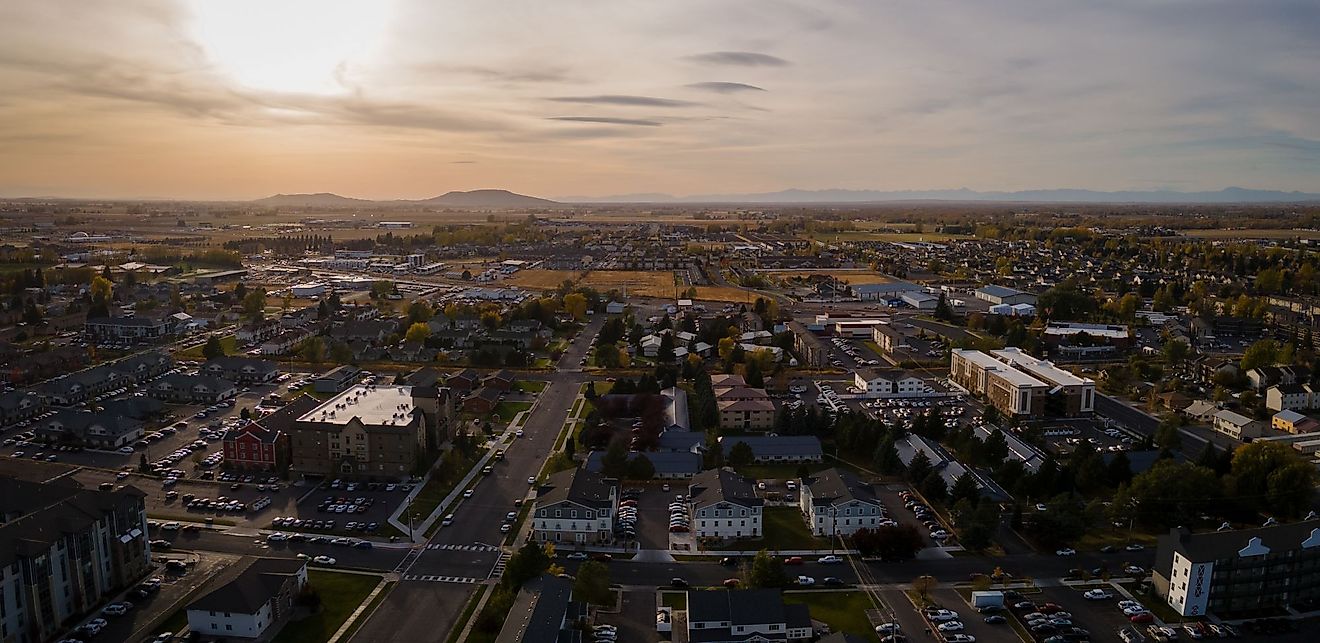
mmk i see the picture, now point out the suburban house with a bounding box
[186,557,308,639]
[1212,409,1265,441]
[689,468,763,540]
[202,356,280,384]
[799,468,887,536]
[149,374,237,404]
[531,468,618,545]
[446,368,482,391]
[483,369,517,390]
[686,589,814,643]
[463,386,502,414]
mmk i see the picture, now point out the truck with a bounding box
[970,590,1005,610]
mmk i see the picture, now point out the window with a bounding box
[570,510,577,518]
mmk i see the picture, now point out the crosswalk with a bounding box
[401,574,479,584]
[393,546,424,574]
[426,543,501,552]
[489,551,510,579]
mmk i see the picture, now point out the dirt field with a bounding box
[505,269,583,290]
[507,269,753,302]
[1180,228,1320,240]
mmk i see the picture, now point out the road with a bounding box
[1095,393,1239,455]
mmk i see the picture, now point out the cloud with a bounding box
[686,51,789,67]
[547,116,661,127]
[547,95,697,108]
[686,81,766,94]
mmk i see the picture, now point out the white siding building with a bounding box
[689,468,763,540]
[799,468,888,536]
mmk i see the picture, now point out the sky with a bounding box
[0,0,1317,200]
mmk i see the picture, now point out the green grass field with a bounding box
[493,400,532,421]
[784,591,880,641]
[270,571,380,643]
[415,449,481,535]
[733,462,832,481]
[716,506,826,551]
[175,335,236,359]
[660,591,687,609]
[516,380,547,393]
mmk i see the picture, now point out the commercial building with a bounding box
[1272,409,1320,434]
[900,291,939,310]
[1153,518,1320,617]
[799,468,887,536]
[689,468,763,540]
[1211,409,1265,441]
[1042,321,1132,350]
[288,385,430,479]
[974,285,1036,306]
[289,282,328,298]
[313,365,363,394]
[686,589,813,643]
[186,557,308,639]
[531,468,618,545]
[991,347,1095,415]
[951,349,1047,418]
[0,476,150,643]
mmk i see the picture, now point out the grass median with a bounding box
[270,570,380,643]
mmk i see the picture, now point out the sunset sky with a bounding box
[1,0,1317,200]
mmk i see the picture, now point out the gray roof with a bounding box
[536,468,615,509]
[0,476,145,568]
[657,430,705,453]
[687,589,809,640]
[203,355,278,374]
[1156,518,1320,568]
[495,575,579,643]
[688,468,762,510]
[803,468,879,507]
[585,451,702,477]
[719,435,823,459]
[977,284,1026,298]
[188,557,306,615]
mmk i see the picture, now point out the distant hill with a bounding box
[562,186,1320,204]
[252,189,556,208]
[415,189,557,207]
[252,192,373,207]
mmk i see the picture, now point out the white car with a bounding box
[817,555,843,564]
[875,623,901,634]
[1083,589,1113,600]
[796,576,815,586]
[527,477,537,485]
[1122,605,1149,617]
[937,621,965,632]
[463,489,474,498]
[312,555,337,565]
[1055,548,1076,556]
[927,610,959,622]
[944,635,976,643]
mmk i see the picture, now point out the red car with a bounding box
[784,556,804,565]
[1129,612,1154,624]
[1039,603,1064,614]
[723,578,741,588]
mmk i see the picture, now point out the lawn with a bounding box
[175,334,236,359]
[715,506,826,551]
[734,462,832,481]
[515,380,547,393]
[783,591,880,642]
[413,449,481,534]
[270,571,380,643]
[660,591,687,610]
[493,400,532,422]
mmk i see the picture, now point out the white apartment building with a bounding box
[689,468,763,540]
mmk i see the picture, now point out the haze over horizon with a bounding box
[2,0,1318,200]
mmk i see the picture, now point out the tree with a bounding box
[1162,339,1190,364]
[935,293,953,321]
[1240,339,1281,371]
[744,550,788,588]
[299,336,326,363]
[727,441,755,466]
[921,471,948,504]
[626,453,656,480]
[745,359,764,389]
[912,575,938,603]
[563,435,575,459]
[1127,460,1221,527]
[1154,418,1182,451]
[1226,442,1318,518]
[501,542,552,590]
[573,561,613,606]
[405,322,431,344]
[407,300,434,324]
[949,472,980,505]
[242,288,267,322]
[202,335,226,359]
[600,440,629,478]
[907,451,933,486]
[564,293,588,320]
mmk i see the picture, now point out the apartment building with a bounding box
[686,589,813,643]
[951,349,1047,418]
[852,368,933,399]
[288,385,430,479]
[1154,518,1320,617]
[201,356,280,384]
[186,557,307,640]
[991,347,1095,415]
[1211,410,1265,441]
[799,468,887,536]
[0,476,150,643]
[689,468,763,540]
[531,468,618,545]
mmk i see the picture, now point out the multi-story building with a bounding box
[149,374,237,404]
[974,285,1036,306]
[223,421,291,473]
[313,365,362,394]
[852,368,933,399]
[1211,409,1265,441]
[287,385,430,479]
[1153,518,1320,617]
[110,351,174,384]
[0,476,150,643]
[35,409,144,448]
[186,557,307,639]
[0,390,46,427]
[689,468,763,540]
[494,575,587,643]
[951,349,1047,418]
[202,356,280,384]
[991,347,1095,415]
[799,468,887,537]
[714,382,775,431]
[531,468,618,545]
[84,315,170,343]
[686,589,813,643]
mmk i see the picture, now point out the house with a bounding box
[0,477,150,643]
[1182,400,1220,423]
[446,368,482,391]
[186,557,308,639]
[111,351,175,383]
[202,356,280,384]
[1212,409,1265,441]
[720,436,824,464]
[852,368,933,399]
[313,365,362,394]
[150,374,237,404]
[1271,410,1320,435]
[531,468,618,545]
[686,589,813,643]
[1247,365,1309,391]
[974,285,1036,306]
[799,468,887,536]
[223,420,291,472]
[1265,384,1316,412]
[494,575,587,643]
[0,390,46,426]
[463,386,502,414]
[484,369,517,391]
[688,468,763,540]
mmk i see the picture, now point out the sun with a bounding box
[186,0,395,95]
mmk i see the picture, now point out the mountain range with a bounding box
[559,186,1320,204]
[252,189,556,208]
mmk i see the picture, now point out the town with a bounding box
[1,200,1319,643]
